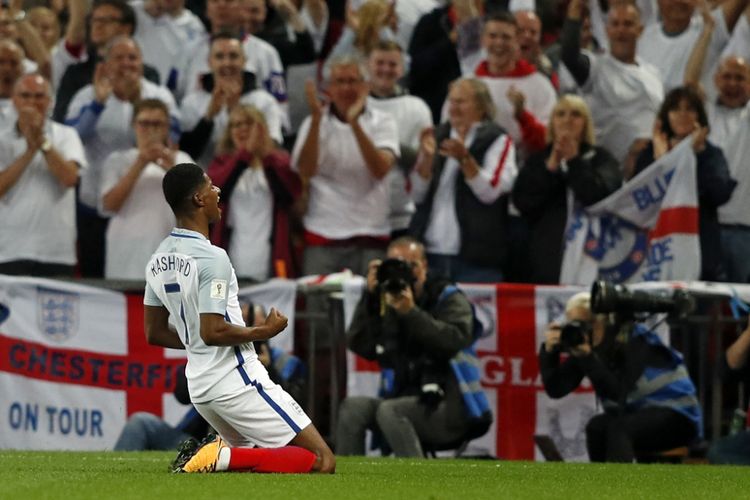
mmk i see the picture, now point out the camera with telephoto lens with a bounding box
[559,319,592,351]
[590,281,695,319]
[376,258,416,294]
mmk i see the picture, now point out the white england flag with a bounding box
[560,138,700,285]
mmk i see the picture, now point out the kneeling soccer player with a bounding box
[144,163,335,473]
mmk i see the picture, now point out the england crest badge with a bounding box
[37,286,79,342]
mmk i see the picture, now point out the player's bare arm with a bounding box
[144,305,186,349]
[199,307,288,346]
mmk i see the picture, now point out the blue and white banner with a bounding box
[560,139,700,285]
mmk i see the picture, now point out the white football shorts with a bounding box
[193,358,312,448]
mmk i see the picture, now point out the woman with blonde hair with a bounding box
[512,94,622,284]
[207,104,302,281]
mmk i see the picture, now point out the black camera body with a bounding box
[559,320,591,350]
[376,258,416,295]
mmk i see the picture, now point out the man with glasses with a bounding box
[100,98,193,279]
[179,33,282,168]
[0,74,86,276]
[53,0,162,123]
[291,55,399,277]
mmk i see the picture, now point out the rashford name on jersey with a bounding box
[148,254,193,278]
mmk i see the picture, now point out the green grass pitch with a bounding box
[1,452,749,499]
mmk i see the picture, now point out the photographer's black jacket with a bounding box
[539,332,667,402]
[347,276,474,399]
[539,328,700,430]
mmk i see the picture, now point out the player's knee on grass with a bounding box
[290,424,336,473]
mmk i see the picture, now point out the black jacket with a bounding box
[407,6,461,124]
[512,143,621,284]
[347,276,474,399]
[409,121,511,271]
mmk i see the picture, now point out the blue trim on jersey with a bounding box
[169,232,204,239]
[164,283,181,293]
[179,301,189,345]
[250,378,302,433]
[234,346,251,385]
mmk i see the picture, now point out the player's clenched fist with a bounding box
[264,307,288,336]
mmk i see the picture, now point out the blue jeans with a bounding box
[113,412,189,451]
[707,431,750,465]
[721,225,750,283]
[426,254,503,284]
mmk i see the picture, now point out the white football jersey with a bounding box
[144,227,257,403]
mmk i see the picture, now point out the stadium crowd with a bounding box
[3,0,750,464]
[2,0,750,284]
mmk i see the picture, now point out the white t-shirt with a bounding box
[180,86,283,168]
[637,10,730,92]
[144,228,254,403]
[66,79,180,209]
[718,105,750,225]
[291,106,400,239]
[0,121,87,265]
[367,93,433,231]
[100,148,194,279]
[132,0,206,91]
[707,101,747,150]
[578,52,664,164]
[227,167,273,281]
[0,99,16,132]
[410,123,518,255]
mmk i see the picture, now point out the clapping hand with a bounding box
[17,107,44,151]
[691,122,709,152]
[652,119,669,159]
[304,78,326,119]
[506,86,526,119]
[93,63,112,104]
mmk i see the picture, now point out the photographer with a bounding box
[540,292,702,462]
[336,236,489,457]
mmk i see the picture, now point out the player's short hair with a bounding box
[162,163,206,215]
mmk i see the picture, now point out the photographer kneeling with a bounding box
[336,237,490,457]
[540,292,702,462]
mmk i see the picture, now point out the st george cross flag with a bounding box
[559,138,700,285]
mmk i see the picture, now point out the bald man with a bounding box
[0,74,87,276]
[709,56,750,283]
